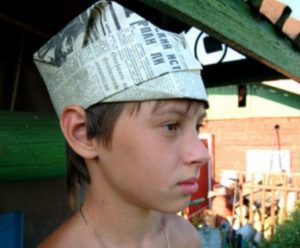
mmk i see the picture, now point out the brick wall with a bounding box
[202,117,300,181]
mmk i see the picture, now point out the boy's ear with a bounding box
[60,105,98,159]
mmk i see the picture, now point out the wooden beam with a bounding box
[0,12,50,38]
[139,0,300,83]
[0,112,66,181]
[201,58,286,87]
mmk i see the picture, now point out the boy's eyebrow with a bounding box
[195,111,207,123]
[196,111,207,121]
[151,104,207,119]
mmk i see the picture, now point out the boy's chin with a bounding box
[156,200,191,214]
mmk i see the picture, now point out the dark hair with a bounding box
[66,102,128,209]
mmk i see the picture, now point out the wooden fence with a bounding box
[233,172,300,238]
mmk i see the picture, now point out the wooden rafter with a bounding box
[139,0,300,83]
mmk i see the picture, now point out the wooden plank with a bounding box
[242,184,300,192]
[139,0,300,83]
[0,111,66,181]
[201,58,286,87]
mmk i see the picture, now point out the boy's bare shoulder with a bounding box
[38,213,86,248]
[164,213,200,248]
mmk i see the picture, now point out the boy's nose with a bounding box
[183,135,210,167]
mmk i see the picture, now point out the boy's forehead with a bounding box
[129,100,206,117]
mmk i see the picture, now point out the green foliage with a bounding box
[260,205,300,248]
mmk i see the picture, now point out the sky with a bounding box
[280,0,300,19]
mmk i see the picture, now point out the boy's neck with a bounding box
[81,186,165,247]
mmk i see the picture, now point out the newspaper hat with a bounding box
[33,1,208,116]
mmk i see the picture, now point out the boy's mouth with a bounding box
[177,177,199,195]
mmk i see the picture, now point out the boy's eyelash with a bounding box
[196,124,203,129]
[164,122,179,131]
[196,124,204,134]
[163,122,203,133]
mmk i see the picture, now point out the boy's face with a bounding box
[92,100,210,213]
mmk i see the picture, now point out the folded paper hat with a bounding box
[33,0,208,116]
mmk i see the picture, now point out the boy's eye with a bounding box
[196,124,203,133]
[164,123,179,132]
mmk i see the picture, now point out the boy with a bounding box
[34,1,210,247]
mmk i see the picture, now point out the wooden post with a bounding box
[270,175,276,235]
[239,173,244,227]
[249,173,254,224]
[293,175,299,210]
[261,173,266,237]
[281,173,288,222]
[10,31,24,112]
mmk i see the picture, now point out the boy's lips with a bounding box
[177,177,199,195]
